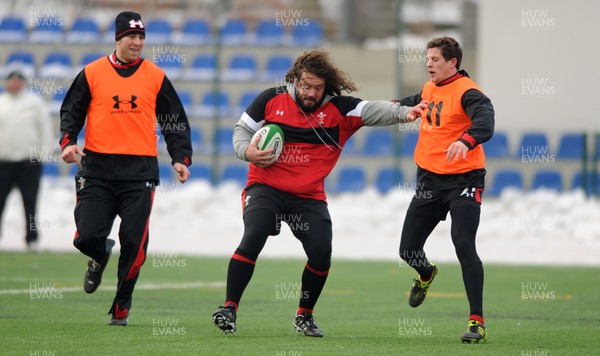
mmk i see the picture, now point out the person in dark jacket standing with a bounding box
[397,36,494,343]
[212,49,426,337]
[60,11,192,326]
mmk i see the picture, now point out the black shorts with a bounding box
[241,183,331,236]
[407,187,484,221]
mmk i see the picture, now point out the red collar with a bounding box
[437,71,463,86]
[109,53,141,68]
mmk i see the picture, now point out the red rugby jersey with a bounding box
[240,86,366,201]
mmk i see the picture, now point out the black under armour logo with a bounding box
[113,95,137,109]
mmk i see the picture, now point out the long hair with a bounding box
[284,49,357,96]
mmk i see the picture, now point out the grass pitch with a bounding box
[1,252,598,355]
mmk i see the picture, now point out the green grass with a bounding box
[1,252,599,355]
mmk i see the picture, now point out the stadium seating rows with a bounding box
[1,50,294,85]
[0,16,324,47]
[6,15,593,196]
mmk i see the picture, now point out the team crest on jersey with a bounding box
[77,177,86,191]
[317,111,326,125]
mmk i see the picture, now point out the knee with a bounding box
[453,238,480,265]
[307,244,332,270]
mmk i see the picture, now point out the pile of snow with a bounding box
[1,178,599,266]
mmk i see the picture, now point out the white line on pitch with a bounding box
[0,281,225,295]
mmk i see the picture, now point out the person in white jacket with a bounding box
[0,70,53,250]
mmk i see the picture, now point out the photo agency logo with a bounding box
[30,145,62,165]
[275,351,302,356]
[521,77,556,97]
[275,9,310,28]
[152,45,186,66]
[398,45,427,64]
[521,9,556,29]
[398,250,428,269]
[152,250,187,268]
[29,77,65,96]
[400,181,433,200]
[398,317,432,337]
[520,143,555,165]
[520,213,555,232]
[29,281,63,300]
[155,114,188,134]
[30,213,65,234]
[29,350,56,356]
[521,281,556,301]
[29,8,64,30]
[275,281,308,301]
[275,213,310,235]
[152,318,187,336]
[276,145,310,166]
[521,350,550,356]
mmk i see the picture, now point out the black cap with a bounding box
[6,70,25,80]
[115,11,145,41]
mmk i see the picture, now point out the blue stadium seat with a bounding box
[221,164,248,187]
[29,17,64,43]
[102,21,116,43]
[335,166,367,193]
[159,163,175,181]
[50,91,66,115]
[176,90,194,116]
[516,132,550,159]
[531,170,563,191]
[188,164,212,181]
[183,54,217,81]
[144,19,172,45]
[363,130,393,156]
[289,20,323,47]
[0,16,26,42]
[80,52,105,66]
[174,19,211,45]
[196,91,231,118]
[482,132,509,158]
[375,167,404,194]
[39,52,73,79]
[220,18,248,46]
[253,19,284,46]
[571,171,600,195]
[154,57,184,80]
[398,131,419,156]
[556,133,585,160]
[66,17,100,43]
[235,90,259,117]
[341,136,357,156]
[3,51,36,78]
[260,54,293,82]
[214,127,235,155]
[190,126,204,153]
[491,169,523,196]
[42,164,60,177]
[221,54,257,81]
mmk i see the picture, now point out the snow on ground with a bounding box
[1,177,599,266]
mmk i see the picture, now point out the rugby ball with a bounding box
[251,124,284,160]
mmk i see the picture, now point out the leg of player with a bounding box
[399,209,440,308]
[212,207,276,334]
[292,206,332,337]
[450,204,487,343]
[73,178,117,296]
